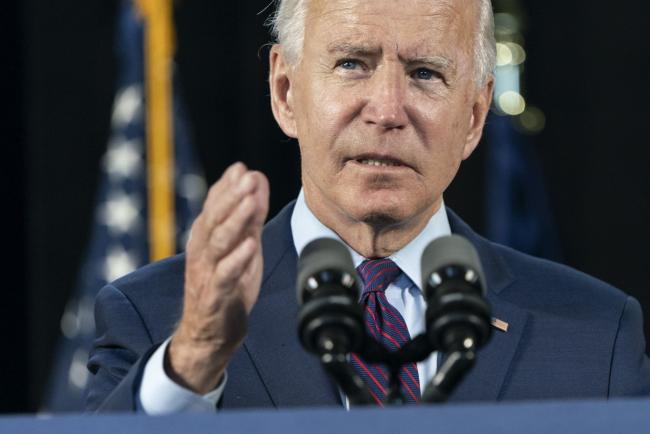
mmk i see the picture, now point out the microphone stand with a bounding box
[320,353,375,406]
[315,333,374,406]
[318,331,479,406]
[421,340,477,403]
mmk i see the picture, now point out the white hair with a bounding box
[268,0,496,86]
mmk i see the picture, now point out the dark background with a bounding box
[3,0,648,412]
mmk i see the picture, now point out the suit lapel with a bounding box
[449,293,529,401]
[244,204,529,405]
[243,203,340,407]
[445,209,530,402]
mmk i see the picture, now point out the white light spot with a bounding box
[430,272,442,287]
[103,245,139,282]
[103,138,143,180]
[496,43,513,66]
[505,42,526,66]
[465,269,477,284]
[498,91,526,116]
[111,85,143,127]
[342,273,354,288]
[178,173,207,203]
[323,338,334,351]
[68,349,89,390]
[99,192,141,235]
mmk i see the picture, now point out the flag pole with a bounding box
[137,0,176,261]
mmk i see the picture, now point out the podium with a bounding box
[2,399,649,433]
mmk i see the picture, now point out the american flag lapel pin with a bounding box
[491,317,509,333]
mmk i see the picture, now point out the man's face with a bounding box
[273,0,492,230]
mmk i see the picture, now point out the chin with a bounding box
[344,194,415,229]
[359,212,402,229]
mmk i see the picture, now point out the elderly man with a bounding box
[86,0,650,412]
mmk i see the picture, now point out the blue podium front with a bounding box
[2,399,649,434]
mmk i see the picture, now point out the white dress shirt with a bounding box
[138,190,451,413]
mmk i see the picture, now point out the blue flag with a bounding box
[483,113,561,261]
[44,0,205,412]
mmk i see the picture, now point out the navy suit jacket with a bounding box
[86,203,650,411]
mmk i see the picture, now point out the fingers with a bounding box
[185,163,269,293]
[249,171,270,229]
[184,162,269,303]
[210,236,258,296]
[191,167,269,256]
[204,193,258,263]
[203,167,257,229]
[189,162,253,249]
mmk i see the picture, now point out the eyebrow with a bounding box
[326,41,454,72]
[403,55,454,72]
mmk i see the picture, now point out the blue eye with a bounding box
[414,68,436,80]
[339,59,359,70]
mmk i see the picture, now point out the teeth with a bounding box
[360,159,397,167]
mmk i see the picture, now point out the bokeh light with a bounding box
[517,105,546,134]
[498,91,526,116]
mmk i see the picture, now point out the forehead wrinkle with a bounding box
[324,37,456,77]
[307,0,476,74]
[326,40,383,57]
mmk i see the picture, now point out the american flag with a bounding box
[43,0,205,412]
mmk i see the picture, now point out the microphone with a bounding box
[420,235,492,402]
[297,238,376,405]
[421,235,491,354]
[296,238,365,356]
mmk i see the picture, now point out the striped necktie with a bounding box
[351,258,420,405]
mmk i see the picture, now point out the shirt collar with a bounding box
[290,189,451,291]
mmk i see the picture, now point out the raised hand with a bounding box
[166,162,269,394]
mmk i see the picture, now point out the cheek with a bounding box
[413,106,470,190]
[415,96,472,151]
[310,84,360,136]
[296,83,361,164]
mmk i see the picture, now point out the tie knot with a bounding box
[357,259,401,295]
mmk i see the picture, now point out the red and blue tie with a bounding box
[351,258,420,405]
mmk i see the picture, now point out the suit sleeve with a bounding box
[86,284,158,412]
[608,296,650,397]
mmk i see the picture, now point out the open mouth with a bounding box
[349,154,409,169]
[357,158,402,167]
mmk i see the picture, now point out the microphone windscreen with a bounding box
[420,235,486,295]
[297,237,357,304]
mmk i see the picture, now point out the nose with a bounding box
[362,62,408,130]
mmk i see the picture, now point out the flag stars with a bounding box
[68,349,90,390]
[100,192,141,235]
[103,138,143,180]
[103,245,139,282]
[111,84,143,128]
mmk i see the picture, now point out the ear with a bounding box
[462,76,494,160]
[269,45,298,138]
